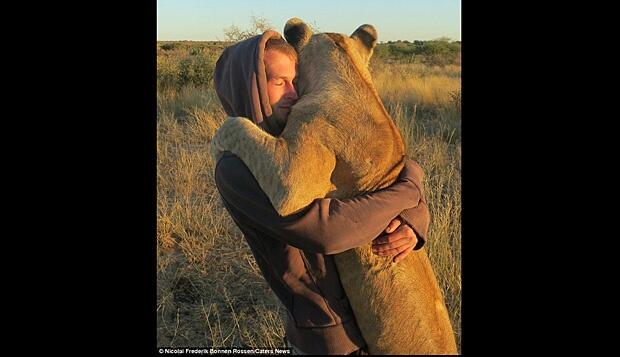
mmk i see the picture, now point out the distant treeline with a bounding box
[374,39,461,66]
[158,41,228,52]
[157,39,461,88]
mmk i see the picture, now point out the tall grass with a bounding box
[157,44,461,352]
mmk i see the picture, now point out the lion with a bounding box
[210,18,457,355]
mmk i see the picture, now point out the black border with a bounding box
[59,1,158,351]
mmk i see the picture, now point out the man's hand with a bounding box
[371,218,418,263]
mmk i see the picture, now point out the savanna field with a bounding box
[157,39,461,352]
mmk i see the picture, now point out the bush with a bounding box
[178,53,216,87]
[417,40,460,67]
[157,56,180,89]
[161,43,180,51]
[157,42,226,89]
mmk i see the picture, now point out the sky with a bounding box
[157,0,461,42]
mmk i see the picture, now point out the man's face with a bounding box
[265,49,298,124]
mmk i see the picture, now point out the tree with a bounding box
[223,16,321,43]
[306,20,321,33]
[223,16,275,42]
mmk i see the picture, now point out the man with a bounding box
[213,30,431,355]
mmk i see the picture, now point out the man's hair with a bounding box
[265,37,298,63]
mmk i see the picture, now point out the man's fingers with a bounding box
[373,225,417,246]
[384,218,402,234]
[372,235,413,253]
[393,244,415,263]
[373,240,414,257]
[372,225,418,256]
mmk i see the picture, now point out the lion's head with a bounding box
[283,18,379,100]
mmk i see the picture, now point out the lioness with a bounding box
[211,18,457,355]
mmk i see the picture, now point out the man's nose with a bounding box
[285,82,298,101]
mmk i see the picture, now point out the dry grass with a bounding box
[373,61,461,108]
[157,54,461,351]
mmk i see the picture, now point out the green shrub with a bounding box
[160,42,180,51]
[157,56,180,89]
[417,40,461,67]
[178,53,216,87]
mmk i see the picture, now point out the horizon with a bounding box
[157,0,461,42]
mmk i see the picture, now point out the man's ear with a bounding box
[284,18,313,53]
[350,24,378,64]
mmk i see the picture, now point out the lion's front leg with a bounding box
[210,116,282,179]
[210,116,294,214]
[211,117,336,216]
[210,117,267,163]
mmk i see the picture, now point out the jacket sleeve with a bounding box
[398,162,431,250]
[214,152,430,255]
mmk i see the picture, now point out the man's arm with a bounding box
[398,159,431,250]
[214,152,429,255]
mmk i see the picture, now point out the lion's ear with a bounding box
[350,24,378,64]
[284,18,313,53]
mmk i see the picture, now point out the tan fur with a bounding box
[211,21,457,354]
